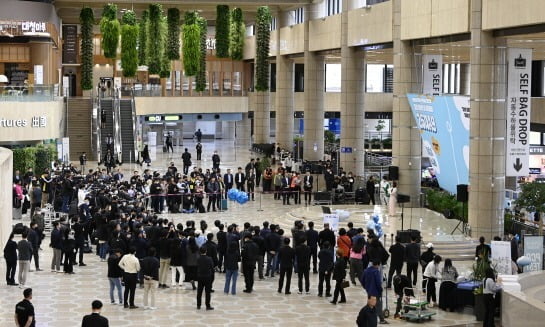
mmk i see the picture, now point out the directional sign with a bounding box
[341,147,353,153]
[506,48,532,176]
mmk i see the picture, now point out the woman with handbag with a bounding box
[331,248,347,304]
[336,228,352,263]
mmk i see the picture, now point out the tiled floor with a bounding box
[1,140,483,326]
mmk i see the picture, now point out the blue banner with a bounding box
[407,94,470,194]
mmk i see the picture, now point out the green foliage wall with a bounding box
[215,5,230,58]
[138,10,149,66]
[195,17,207,92]
[148,4,165,75]
[100,4,120,59]
[13,145,57,175]
[166,8,181,60]
[159,17,170,78]
[255,6,271,92]
[80,7,94,90]
[121,11,138,77]
[182,11,201,76]
[230,8,245,61]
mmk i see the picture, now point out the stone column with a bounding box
[468,0,506,240]
[392,0,421,207]
[236,113,252,145]
[253,92,270,144]
[303,3,325,161]
[339,0,365,176]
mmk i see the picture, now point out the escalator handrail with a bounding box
[113,87,123,164]
[129,87,138,163]
[95,87,102,163]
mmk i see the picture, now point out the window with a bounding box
[246,25,255,36]
[325,64,341,92]
[293,8,304,24]
[270,17,277,31]
[326,0,342,16]
[366,64,393,93]
[442,63,461,94]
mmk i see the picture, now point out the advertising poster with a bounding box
[407,94,470,194]
[506,48,532,176]
[524,235,544,272]
[422,55,443,96]
[491,241,512,275]
[323,214,339,233]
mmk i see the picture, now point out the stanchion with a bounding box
[257,191,264,212]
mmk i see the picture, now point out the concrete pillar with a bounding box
[222,121,235,139]
[303,3,325,161]
[340,0,365,176]
[468,0,506,240]
[275,11,295,150]
[392,0,421,207]
[253,92,270,144]
[459,63,471,96]
[236,113,252,145]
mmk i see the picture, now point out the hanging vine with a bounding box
[255,6,271,91]
[147,3,165,75]
[121,11,138,77]
[160,16,171,78]
[80,7,94,90]
[138,10,149,66]
[215,5,230,58]
[195,16,207,92]
[100,3,120,59]
[166,8,181,60]
[182,11,201,76]
[230,8,245,61]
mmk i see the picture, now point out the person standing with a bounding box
[423,255,442,307]
[241,234,258,293]
[4,233,18,286]
[317,241,334,297]
[194,129,203,142]
[246,169,256,201]
[196,142,202,160]
[255,158,262,187]
[357,296,378,327]
[17,230,33,288]
[380,176,390,205]
[349,236,366,286]
[296,237,311,294]
[405,236,420,287]
[303,171,313,206]
[234,167,246,191]
[388,181,398,216]
[140,247,160,310]
[224,240,240,295]
[181,148,192,175]
[331,249,347,304]
[107,249,124,305]
[483,267,502,327]
[206,177,220,212]
[366,176,376,206]
[305,222,319,274]
[39,171,52,207]
[278,237,295,295]
[81,300,109,327]
[196,246,214,310]
[387,236,405,288]
[15,288,35,327]
[118,247,140,309]
[165,133,174,153]
[158,230,171,289]
[362,260,388,323]
[212,151,221,170]
[62,230,76,274]
[141,145,151,167]
[50,222,63,273]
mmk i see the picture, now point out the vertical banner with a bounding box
[506,48,532,176]
[422,55,443,96]
[523,235,544,272]
[491,241,512,274]
[34,65,43,85]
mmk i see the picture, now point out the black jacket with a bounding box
[82,313,109,327]
[420,249,435,268]
[405,242,421,264]
[318,248,334,273]
[197,255,214,280]
[107,254,123,278]
[318,229,336,249]
[217,231,227,253]
[295,244,311,270]
[356,305,378,327]
[241,239,259,265]
[278,245,295,268]
[333,257,347,281]
[140,256,160,280]
[389,242,405,267]
[170,238,186,267]
[158,238,171,259]
[252,235,266,256]
[265,232,281,252]
[224,248,241,271]
[204,240,218,267]
[305,229,319,248]
[3,239,17,262]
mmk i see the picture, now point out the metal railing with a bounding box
[93,89,102,163]
[0,84,59,101]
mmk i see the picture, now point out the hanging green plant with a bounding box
[80,7,94,90]
[100,3,120,59]
[230,8,245,61]
[148,3,165,75]
[138,10,149,66]
[195,17,207,92]
[255,6,271,91]
[182,11,201,76]
[166,8,181,60]
[160,16,171,78]
[215,5,230,58]
[121,11,138,77]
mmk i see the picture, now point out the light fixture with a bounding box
[0,75,8,83]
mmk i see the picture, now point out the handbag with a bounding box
[341,280,350,289]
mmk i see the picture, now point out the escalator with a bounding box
[119,99,136,163]
[99,98,115,161]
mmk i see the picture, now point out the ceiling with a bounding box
[53,0,313,24]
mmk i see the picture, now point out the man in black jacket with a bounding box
[405,236,420,286]
[223,169,234,199]
[140,247,160,309]
[318,241,334,297]
[265,225,281,278]
[196,247,214,310]
[81,300,109,327]
[252,227,266,280]
[387,236,405,288]
[216,225,227,272]
[204,233,218,288]
[241,234,258,293]
[296,237,311,294]
[234,167,246,191]
[278,238,295,294]
[306,221,319,273]
[181,148,192,175]
[318,223,336,250]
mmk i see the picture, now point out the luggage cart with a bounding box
[399,284,436,322]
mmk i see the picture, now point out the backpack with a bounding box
[353,238,365,253]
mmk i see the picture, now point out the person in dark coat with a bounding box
[141,145,151,167]
[63,230,76,274]
[4,233,18,285]
[366,176,376,206]
[393,274,413,319]
[185,237,199,290]
[405,236,420,286]
[252,227,266,280]
[196,246,214,310]
[241,234,258,293]
[305,221,319,273]
[81,300,109,327]
[295,238,311,294]
[357,296,378,327]
[331,248,347,304]
[387,236,405,288]
[216,225,227,273]
[224,240,240,295]
[318,241,334,297]
[169,232,186,287]
[278,237,295,294]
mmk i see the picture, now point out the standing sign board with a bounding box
[506,48,532,176]
[422,55,443,96]
[323,214,339,233]
[523,235,544,272]
[491,241,512,274]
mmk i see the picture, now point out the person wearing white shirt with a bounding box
[118,247,140,309]
[423,255,442,307]
[483,267,502,327]
[77,185,87,206]
[380,176,390,205]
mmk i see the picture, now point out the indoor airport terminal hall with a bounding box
[2,0,545,326]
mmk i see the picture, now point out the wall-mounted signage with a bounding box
[422,55,443,96]
[0,20,50,37]
[22,21,46,33]
[529,168,542,174]
[62,25,77,64]
[0,116,47,128]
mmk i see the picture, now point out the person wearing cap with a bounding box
[420,243,436,275]
[81,300,109,327]
[15,288,35,327]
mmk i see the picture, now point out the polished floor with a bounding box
[1,140,484,326]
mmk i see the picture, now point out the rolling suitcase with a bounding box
[220,199,228,211]
[163,145,167,153]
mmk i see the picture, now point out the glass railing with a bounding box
[0,85,60,101]
[125,82,245,97]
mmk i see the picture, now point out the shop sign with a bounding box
[22,21,46,33]
[530,146,545,154]
[529,168,541,174]
[506,48,532,176]
[0,116,47,128]
[206,38,216,50]
[524,235,544,272]
[422,55,443,96]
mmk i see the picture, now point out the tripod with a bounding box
[450,201,467,235]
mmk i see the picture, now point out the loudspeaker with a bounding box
[389,166,399,180]
[396,229,421,243]
[457,184,468,202]
[397,194,410,204]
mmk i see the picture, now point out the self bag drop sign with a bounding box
[407,94,470,195]
[506,48,532,176]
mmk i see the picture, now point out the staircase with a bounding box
[100,99,115,159]
[66,98,93,161]
[119,99,135,163]
[423,240,477,262]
